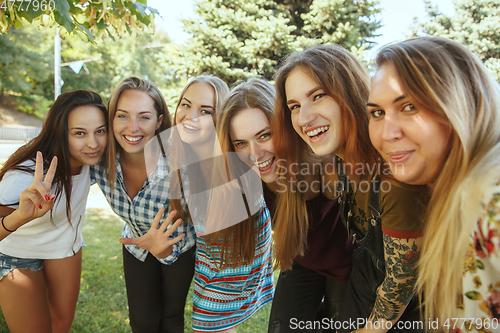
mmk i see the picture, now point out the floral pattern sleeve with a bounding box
[457,186,500,333]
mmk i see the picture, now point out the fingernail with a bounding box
[39,205,43,209]
[45,195,50,201]
[51,196,55,201]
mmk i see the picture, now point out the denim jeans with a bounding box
[0,252,43,280]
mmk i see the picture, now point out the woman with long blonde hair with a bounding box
[152,75,274,333]
[90,77,194,333]
[368,36,500,331]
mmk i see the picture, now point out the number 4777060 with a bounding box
[0,0,56,12]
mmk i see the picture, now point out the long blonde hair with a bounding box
[272,43,375,270]
[169,75,230,222]
[106,77,172,189]
[375,36,500,327]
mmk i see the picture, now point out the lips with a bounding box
[257,157,275,174]
[123,135,144,145]
[304,125,330,142]
[85,151,101,158]
[387,150,414,164]
[182,122,200,132]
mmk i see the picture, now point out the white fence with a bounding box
[0,127,42,140]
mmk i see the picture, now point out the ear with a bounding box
[157,114,164,130]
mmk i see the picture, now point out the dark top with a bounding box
[263,185,356,282]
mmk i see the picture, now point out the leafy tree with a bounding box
[0,0,158,41]
[0,26,53,103]
[168,0,381,84]
[414,0,500,80]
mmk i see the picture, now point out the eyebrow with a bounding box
[287,86,323,105]
[367,95,406,107]
[255,127,270,137]
[70,124,106,131]
[182,97,215,110]
[116,109,153,114]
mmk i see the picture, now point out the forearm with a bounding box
[358,234,421,333]
[0,209,30,241]
[357,278,414,332]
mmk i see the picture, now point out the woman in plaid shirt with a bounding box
[90,77,197,333]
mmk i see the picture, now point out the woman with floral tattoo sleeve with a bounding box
[273,44,429,332]
[369,37,500,332]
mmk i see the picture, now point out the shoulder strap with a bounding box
[369,175,381,213]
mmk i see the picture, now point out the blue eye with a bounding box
[260,132,271,140]
[288,104,299,111]
[314,94,326,100]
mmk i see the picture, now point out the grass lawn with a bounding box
[0,208,275,332]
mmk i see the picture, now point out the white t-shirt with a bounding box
[0,163,90,259]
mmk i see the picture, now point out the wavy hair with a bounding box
[212,77,275,267]
[272,43,376,270]
[375,36,500,328]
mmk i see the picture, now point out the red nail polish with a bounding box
[45,195,50,201]
[39,205,43,209]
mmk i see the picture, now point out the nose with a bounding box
[249,141,265,161]
[296,103,316,128]
[186,108,202,121]
[382,114,403,142]
[127,117,140,132]
[87,134,98,149]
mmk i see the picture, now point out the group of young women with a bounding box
[0,35,498,333]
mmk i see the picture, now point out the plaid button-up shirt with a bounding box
[90,155,196,265]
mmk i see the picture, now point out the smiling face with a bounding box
[68,105,108,174]
[113,89,163,157]
[175,82,217,148]
[229,107,278,184]
[368,63,451,186]
[285,66,344,157]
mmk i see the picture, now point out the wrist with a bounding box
[5,210,30,231]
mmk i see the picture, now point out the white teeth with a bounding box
[184,123,199,131]
[258,158,274,168]
[125,135,142,142]
[306,126,329,137]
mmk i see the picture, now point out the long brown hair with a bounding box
[105,77,172,189]
[375,37,500,329]
[0,90,108,223]
[272,44,376,270]
[212,77,275,267]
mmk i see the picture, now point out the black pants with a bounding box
[268,261,347,333]
[122,245,195,333]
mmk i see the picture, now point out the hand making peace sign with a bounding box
[17,151,58,223]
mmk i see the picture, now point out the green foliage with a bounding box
[15,94,53,118]
[0,0,158,41]
[414,0,500,80]
[0,26,53,101]
[168,0,381,84]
